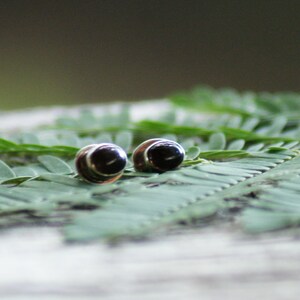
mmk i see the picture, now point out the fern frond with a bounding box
[64,151,297,241]
[1,86,300,243]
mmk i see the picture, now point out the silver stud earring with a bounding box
[132,139,185,173]
[75,143,127,184]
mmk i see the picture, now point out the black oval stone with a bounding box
[147,141,184,172]
[90,145,127,175]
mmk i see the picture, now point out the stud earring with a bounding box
[132,139,185,173]
[75,143,127,184]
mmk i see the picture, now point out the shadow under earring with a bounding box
[132,139,185,173]
[75,143,127,184]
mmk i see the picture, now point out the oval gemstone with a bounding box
[90,145,127,175]
[147,141,184,172]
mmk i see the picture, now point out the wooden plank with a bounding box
[0,227,299,299]
[0,104,299,299]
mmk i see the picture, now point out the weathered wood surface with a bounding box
[1,104,300,300]
[0,226,300,300]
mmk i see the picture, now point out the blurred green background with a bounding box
[1,0,300,109]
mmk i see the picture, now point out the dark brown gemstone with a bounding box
[89,145,127,176]
[147,141,185,172]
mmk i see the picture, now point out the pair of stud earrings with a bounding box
[75,139,185,184]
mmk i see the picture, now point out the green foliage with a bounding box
[1,86,300,242]
[64,151,296,241]
[170,86,300,121]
